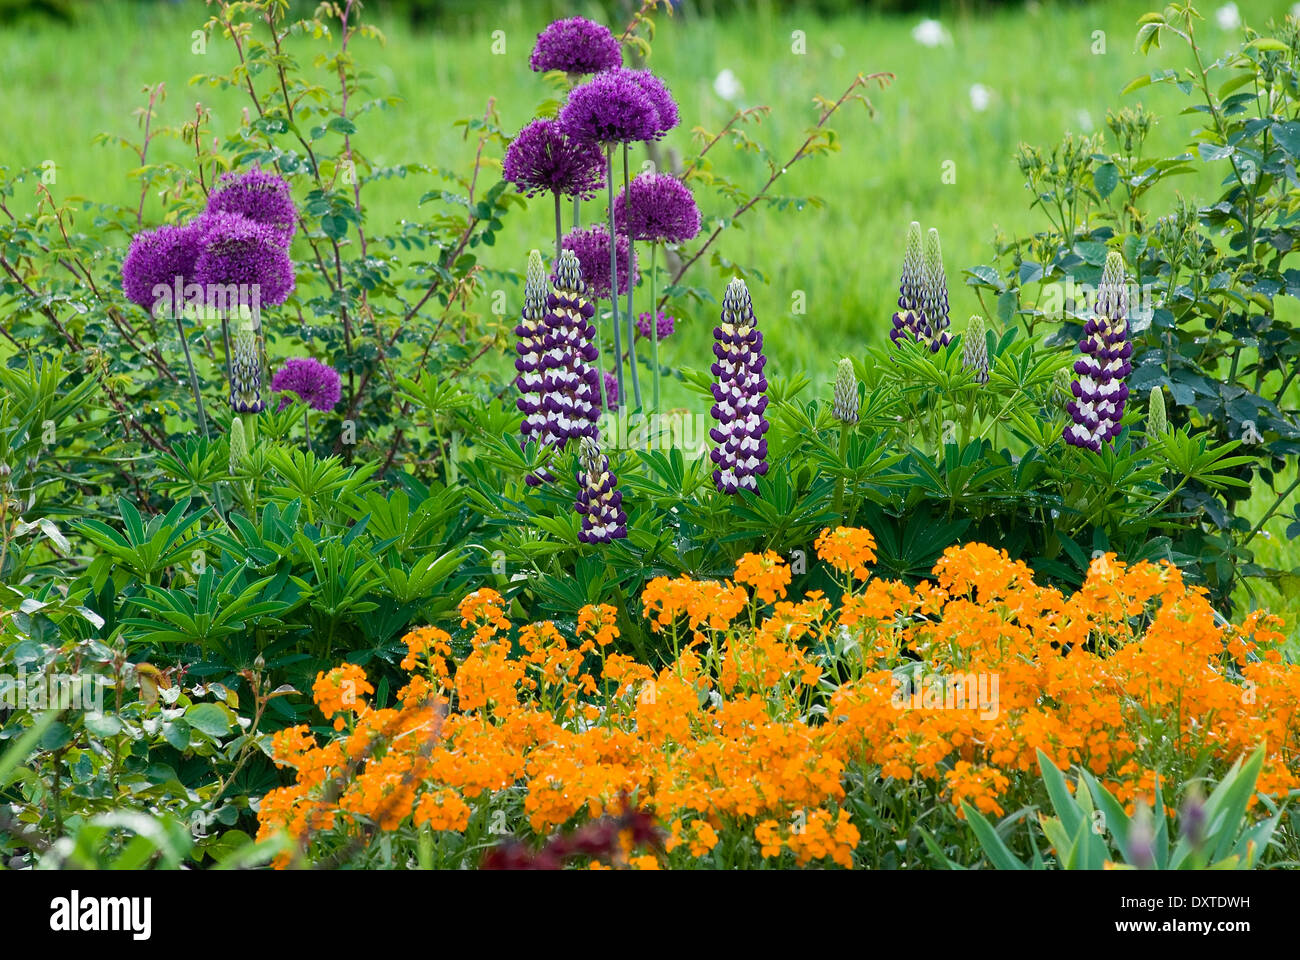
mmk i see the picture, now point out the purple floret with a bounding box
[121,222,203,316]
[559,70,659,146]
[560,224,637,300]
[270,357,343,412]
[613,172,700,244]
[205,168,297,247]
[503,118,607,201]
[529,16,622,75]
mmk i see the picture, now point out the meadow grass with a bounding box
[2,0,1299,629]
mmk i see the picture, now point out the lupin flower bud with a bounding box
[1147,386,1167,439]
[229,324,266,414]
[920,227,952,352]
[575,435,627,543]
[962,315,989,384]
[832,358,859,424]
[525,249,602,485]
[228,417,248,475]
[515,250,551,446]
[889,221,926,348]
[1064,251,1133,452]
[1052,366,1072,403]
[709,278,769,494]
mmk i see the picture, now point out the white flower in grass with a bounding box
[912,19,950,48]
[1215,3,1240,30]
[713,69,742,102]
[969,84,991,111]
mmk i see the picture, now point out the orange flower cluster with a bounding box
[257,529,1300,868]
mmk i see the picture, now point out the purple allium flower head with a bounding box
[613,172,700,244]
[529,16,622,76]
[635,311,675,341]
[229,325,266,414]
[709,278,769,494]
[608,67,679,140]
[559,70,659,146]
[193,211,296,308]
[520,249,602,484]
[1064,251,1132,453]
[270,356,342,412]
[560,224,637,299]
[121,222,203,316]
[889,221,927,348]
[575,435,628,544]
[603,369,621,411]
[503,118,607,202]
[205,168,297,247]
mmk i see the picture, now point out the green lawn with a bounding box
[3,0,1300,629]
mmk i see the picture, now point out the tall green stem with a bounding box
[176,313,227,521]
[553,190,563,265]
[649,243,660,410]
[605,146,624,411]
[623,144,641,410]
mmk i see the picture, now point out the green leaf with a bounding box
[186,702,233,738]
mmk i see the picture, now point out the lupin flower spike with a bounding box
[1147,386,1167,439]
[1064,251,1133,452]
[920,227,952,352]
[832,358,859,425]
[515,250,551,446]
[889,221,926,348]
[228,417,248,475]
[709,278,769,494]
[962,315,989,384]
[524,249,602,485]
[575,435,628,543]
[229,323,266,414]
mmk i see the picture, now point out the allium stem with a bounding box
[553,191,563,265]
[175,315,211,439]
[623,144,641,410]
[649,243,660,410]
[606,146,625,412]
[303,408,311,453]
[573,197,580,230]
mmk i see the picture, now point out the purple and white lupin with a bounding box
[1064,251,1132,452]
[889,221,926,348]
[709,278,769,494]
[515,249,551,447]
[575,435,627,543]
[519,249,602,484]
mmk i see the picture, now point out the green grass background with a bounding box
[3,0,1299,629]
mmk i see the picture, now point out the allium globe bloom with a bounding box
[205,168,297,247]
[635,311,675,340]
[121,222,203,316]
[271,357,343,412]
[1064,251,1133,453]
[560,224,637,299]
[559,70,659,146]
[529,16,622,76]
[709,278,769,494]
[229,325,266,414]
[613,173,701,244]
[503,118,607,201]
[520,249,601,485]
[575,435,628,544]
[603,369,620,411]
[608,67,679,140]
[194,211,296,308]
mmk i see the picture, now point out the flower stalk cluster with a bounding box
[709,278,769,494]
[1064,251,1133,452]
